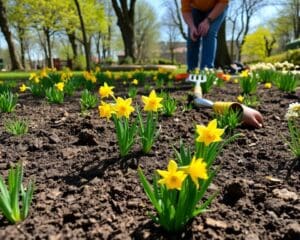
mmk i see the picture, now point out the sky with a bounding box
[0,1,280,50]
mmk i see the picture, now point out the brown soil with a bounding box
[0,82,299,240]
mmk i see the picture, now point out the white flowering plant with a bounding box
[285,103,300,157]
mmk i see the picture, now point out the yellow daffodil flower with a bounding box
[132,79,138,85]
[223,74,231,81]
[83,71,97,83]
[61,73,68,82]
[83,71,90,80]
[264,83,272,89]
[233,79,239,84]
[19,84,27,92]
[184,157,208,189]
[40,68,48,78]
[99,101,114,119]
[95,67,101,73]
[29,73,36,81]
[142,90,163,112]
[237,95,244,103]
[240,70,249,78]
[90,75,97,83]
[55,82,64,92]
[114,97,134,118]
[29,73,40,84]
[157,160,187,190]
[61,69,73,82]
[196,119,224,146]
[194,68,200,75]
[99,82,114,99]
[158,68,165,74]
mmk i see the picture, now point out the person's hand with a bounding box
[197,18,210,36]
[242,105,263,128]
[189,25,199,41]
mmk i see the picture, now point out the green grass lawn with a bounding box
[0,71,31,81]
[0,66,188,82]
[0,71,86,82]
[0,67,299,86]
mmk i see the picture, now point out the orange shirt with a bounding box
[181,0,229,12]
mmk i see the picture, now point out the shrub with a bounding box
[265,49,300,66]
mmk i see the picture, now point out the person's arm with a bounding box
[181,0,198,41]
[207,2,228,22]
[198,2,228,36]
[241,105,263,128]
[182,11,198,41]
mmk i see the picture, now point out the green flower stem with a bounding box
[112,115,137,157]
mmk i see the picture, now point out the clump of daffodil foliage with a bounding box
[0,162,34,224]
[285,102,300,177]
[239,70,258,95]
[98,82,137,157]
[45,82,65,104]
[137,90,163,153]
[138,119,231,232]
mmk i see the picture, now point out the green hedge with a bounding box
[286,39,300,50]
[265,49,300,65]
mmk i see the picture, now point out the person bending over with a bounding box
[181,0,229,71]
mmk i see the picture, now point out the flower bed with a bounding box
[0,68,299,239]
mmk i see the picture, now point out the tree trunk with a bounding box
[0,0,23,70]
[264,36,276,57]
[294,0,300,39]
[111,0,136,62]
[26,45,33,70]
[169,42,175,64]
[20,34,25,69]
[215,21,231,68]
[95,33,101,63]
[67,30,78,59]
[102,43,107,59]
[17,26,26,69]
[170,48,175,64]
[107,25,112,57]
[118,18,135,61]
[44,28,53,68]
[74,0,91,71]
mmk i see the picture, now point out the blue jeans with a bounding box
[187,8,227,71]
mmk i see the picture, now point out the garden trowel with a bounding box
[186,73,243,113]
